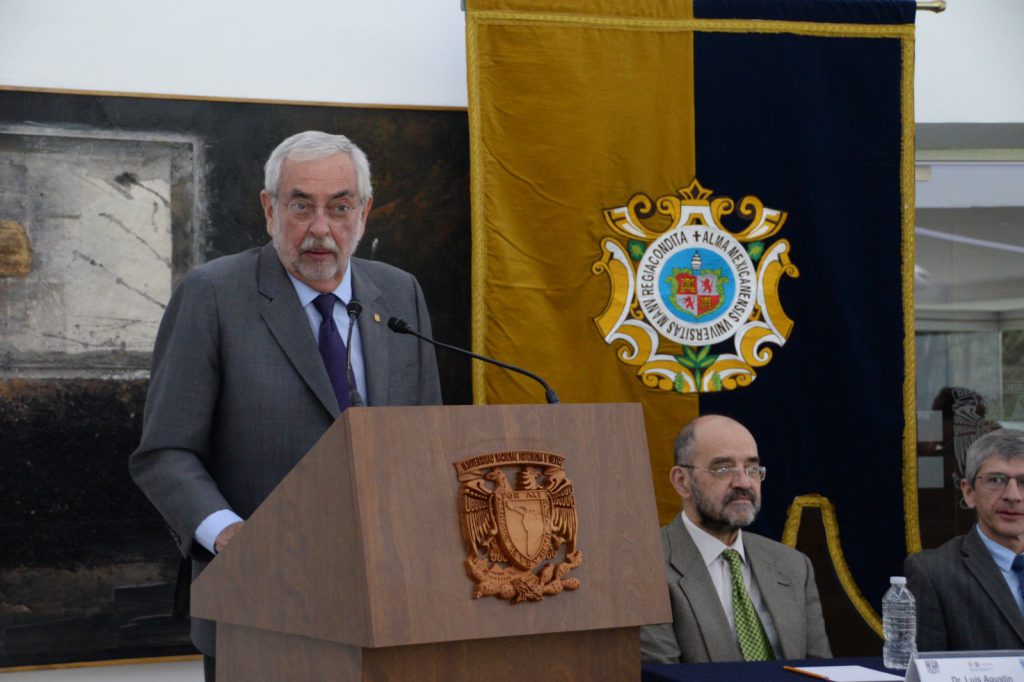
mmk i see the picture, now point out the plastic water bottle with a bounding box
[882,576,917,670]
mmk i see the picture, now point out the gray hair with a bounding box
[964,428,1024,484]
[674,418,701,467]
[263,130,373,205]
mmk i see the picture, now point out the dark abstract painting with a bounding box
[0,88,470,666]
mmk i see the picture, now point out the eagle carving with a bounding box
[455,452,582,604]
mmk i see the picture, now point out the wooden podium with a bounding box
[191,403,670,680]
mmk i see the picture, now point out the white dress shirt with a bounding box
[681,512,782,657]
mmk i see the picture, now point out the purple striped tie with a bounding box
[313,293,350,411]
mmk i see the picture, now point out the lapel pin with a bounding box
[374,313,381,323]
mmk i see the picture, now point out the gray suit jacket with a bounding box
[129,243,442,655]
[641,516,832,663]
[905,526,1024,652]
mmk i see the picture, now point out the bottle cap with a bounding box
[890,576,907,585]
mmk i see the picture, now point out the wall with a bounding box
[915,0,1024,123]
[1,0,1022,122]
[0,0,468,108]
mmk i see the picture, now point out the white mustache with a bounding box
[299,236,339,254]
[724,490,756,504]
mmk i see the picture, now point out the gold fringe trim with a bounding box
[900,33,922,555]
[466,17,488,405]
[0,654,201,673]
[467,11,915,40]
[783,494,883,638]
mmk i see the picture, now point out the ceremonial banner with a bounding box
[466,0,916,625]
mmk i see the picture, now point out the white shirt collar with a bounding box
[681,510,747,568]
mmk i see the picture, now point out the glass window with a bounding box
[914,155,1024,547]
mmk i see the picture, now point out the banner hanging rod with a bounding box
[462,1,946,13]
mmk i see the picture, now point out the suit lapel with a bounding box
[352,260,389,406]
[962,528,1024,642]
[746,537,799,658]
[667,519,742,661]
[256,243,339,417]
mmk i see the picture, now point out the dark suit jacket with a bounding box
[905,526,1024,652]
[640,516,832,663]
[129,243,442,655]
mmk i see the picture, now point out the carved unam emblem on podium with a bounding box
[454,450,581,604]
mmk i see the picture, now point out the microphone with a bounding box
[344,299,365,407]
[386,316,560,404]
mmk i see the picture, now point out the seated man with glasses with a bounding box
[906,428,1024,652]
[641,414,832,663]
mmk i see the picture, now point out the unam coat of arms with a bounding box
[454,450,581,604]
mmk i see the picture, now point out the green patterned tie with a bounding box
[721,548,775,661]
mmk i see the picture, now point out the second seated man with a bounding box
[906,428,1024,652]
[641,414,832,663]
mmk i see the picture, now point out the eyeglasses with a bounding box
[974,472,1024,492]
[280,198,358,225]
[679,464,767,482]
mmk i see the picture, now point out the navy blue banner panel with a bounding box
[693,0,915,611]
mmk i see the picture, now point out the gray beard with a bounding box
[294,253,342,282]
[271,218,354,282]
[691,483,760,535]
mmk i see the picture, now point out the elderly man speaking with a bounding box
[130,131,442,681]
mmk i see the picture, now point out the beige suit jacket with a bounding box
[641,515,832,663]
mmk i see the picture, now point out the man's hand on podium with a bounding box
[215,521,244,554]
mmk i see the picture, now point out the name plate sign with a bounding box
[907,653,1024,682]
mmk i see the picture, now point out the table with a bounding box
[642,657,900,681]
